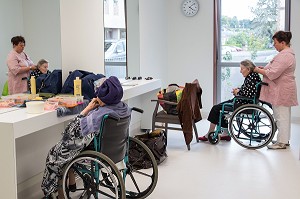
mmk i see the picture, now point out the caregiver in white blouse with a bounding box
[254,31,298,150]
[7,35,37,95]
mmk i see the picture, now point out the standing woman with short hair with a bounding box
[254,31,298,149]
[7,36,37,94]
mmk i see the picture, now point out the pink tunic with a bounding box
[260,48,298,106]
[7,50,34,95]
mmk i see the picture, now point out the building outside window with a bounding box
[104,0,126,78]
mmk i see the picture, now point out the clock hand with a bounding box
[189,3,195,8]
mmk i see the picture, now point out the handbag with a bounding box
[131,129,167,169]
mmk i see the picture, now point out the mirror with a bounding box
[0,0,61,92]
[0,0,141,92]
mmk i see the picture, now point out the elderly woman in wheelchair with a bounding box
[199,59,276,149]
[41,76,158,199]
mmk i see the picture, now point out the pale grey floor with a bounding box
[147,119,300,199]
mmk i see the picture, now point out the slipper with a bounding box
[198,136,208,141]
[220,135,231,141]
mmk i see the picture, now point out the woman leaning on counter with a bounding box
[7,35,37,95]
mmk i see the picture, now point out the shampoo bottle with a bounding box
[30,76,36,95]
[74,77,82,96]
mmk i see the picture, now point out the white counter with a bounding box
[0,78,161,199]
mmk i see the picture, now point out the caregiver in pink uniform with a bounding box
[254,31,298,149]
[7,36,37,94]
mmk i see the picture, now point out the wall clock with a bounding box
[182,0,199,17]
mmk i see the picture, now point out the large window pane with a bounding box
[218,0,290,102]
[104,0,126,78]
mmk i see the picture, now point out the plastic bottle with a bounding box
[73,77,82,96]
[30,76,36,95]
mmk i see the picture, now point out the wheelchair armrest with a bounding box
[151,99,178,106]
[233,95,255,102]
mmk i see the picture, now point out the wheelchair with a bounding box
[61,107,158,199]
[207,82,277,149]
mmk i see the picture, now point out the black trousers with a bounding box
[207,99,234,128]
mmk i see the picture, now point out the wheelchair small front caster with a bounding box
[208,132,220,145]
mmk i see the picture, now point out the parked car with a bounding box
[105,39,126,62]
[104,39,117,52]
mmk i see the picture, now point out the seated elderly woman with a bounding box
[31,59,51,77]
[41,76,130,199]
[28,59,51,90]
[198,59,261,142]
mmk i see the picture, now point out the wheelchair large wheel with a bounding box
[62,150,126,199]
[229,104,276,149]
[126,137,158,199]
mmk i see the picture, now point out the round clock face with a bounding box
[182,0,199,17]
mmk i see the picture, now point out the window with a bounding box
[113,0,119,15]
[104,0,126,78]
[216,0,290,102]
[104,0,109,14]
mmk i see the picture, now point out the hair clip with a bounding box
[145,77,153,80]
[138,76,142,80]
[132,77,137,80]
[125,76,131,80]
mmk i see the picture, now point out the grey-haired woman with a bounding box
[198,59,261,142]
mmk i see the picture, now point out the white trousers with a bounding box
[273,106,291,144]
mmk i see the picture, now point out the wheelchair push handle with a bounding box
[260,82,268,86]
[132,107,144,114]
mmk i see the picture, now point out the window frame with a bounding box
[215,0,291,103]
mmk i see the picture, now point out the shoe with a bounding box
[69,183,77,192]
[271,140,290,146]
[267,142,287,150]
[198,136,208,141]
[220,135,231,141]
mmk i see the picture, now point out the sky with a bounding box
[221,0,258,20]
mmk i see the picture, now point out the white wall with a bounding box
[60,0,104,81]
[0,0,23,93]
[22,0,61,71]
[139,0,168,87]
[290,0,300,119]
[166,0,214,114]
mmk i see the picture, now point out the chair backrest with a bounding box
[95,115,131,163]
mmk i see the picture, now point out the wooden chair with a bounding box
[151,99,200,150]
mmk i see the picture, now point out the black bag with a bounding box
[132,129,167,169]
[157,84,183,115]
[36,69,62,94]
[61,70,105,100]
